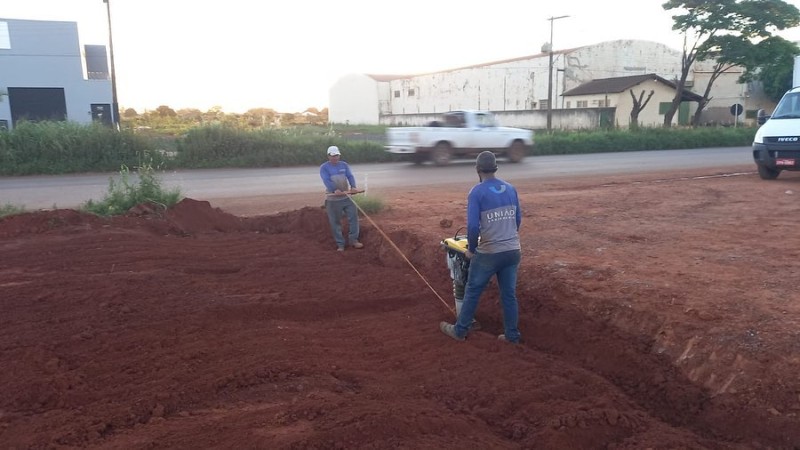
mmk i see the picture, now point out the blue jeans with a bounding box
[325,198,359,248]
[455,249,521,342]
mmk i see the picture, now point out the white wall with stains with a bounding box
[330,39,766,128]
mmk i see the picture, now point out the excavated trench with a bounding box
[354,225,799,447]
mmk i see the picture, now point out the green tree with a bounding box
[662,0,800,127]
[244,108,278,127]
[202,106,224,122]
[736,36,800,102]
[155,105,177,118]
[177,108,203,121]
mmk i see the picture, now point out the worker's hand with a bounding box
[465,250,474,260]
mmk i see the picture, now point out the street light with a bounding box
[546,15,569,132]
[103,0,119,129]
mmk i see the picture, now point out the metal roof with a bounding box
[562,73,703,101]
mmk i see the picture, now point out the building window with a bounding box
[565,101,571,108]
[85,45,110,80]
[539,100,549,110]
[658,102,671,114]
[593,99,610,107]
[0,22,10,49]
[576,100,588,108]
[394,90,400,98]
[408,89,415,97]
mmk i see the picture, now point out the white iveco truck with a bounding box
[752,57,800,180]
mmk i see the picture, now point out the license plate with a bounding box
[776,158,795,166]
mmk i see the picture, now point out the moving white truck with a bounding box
[753,86,800,179]
[385,110,534,166]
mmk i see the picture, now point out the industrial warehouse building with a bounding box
[329,39,773,129]
[0,18,114,130]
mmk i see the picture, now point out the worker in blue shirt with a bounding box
[320,146,363,252]
[440,151,522,343]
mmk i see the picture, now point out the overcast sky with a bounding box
[4,0,800,113]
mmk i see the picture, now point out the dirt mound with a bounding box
[2,171,800,449]
[0,209,110,238]
[0,198,260,238]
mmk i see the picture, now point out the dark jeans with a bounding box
[325,198,359,248]
[454,249,521,342]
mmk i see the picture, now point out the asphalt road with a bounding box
[1,147,754,210]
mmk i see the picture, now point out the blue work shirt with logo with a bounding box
[466,178,521,254]
[320,161,356,202]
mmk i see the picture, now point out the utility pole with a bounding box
[103,0,120,130]
[546,15,569,132]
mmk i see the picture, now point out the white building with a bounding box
[330,39,772,129]
[0,18,113,129]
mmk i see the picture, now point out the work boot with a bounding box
[470,319,482,331]
[440,322,464,341]
[497,334,519,344]
[351,241,364,249]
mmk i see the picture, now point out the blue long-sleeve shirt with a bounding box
[466,178,521,254]
[320,161,356,200]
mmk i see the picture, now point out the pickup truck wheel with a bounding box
[432,142,452,166]
[411,153,427,165]
[507,141,525,163]
[757,164,780,180]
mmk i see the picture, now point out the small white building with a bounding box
[329,39,773,128]
[0,18,113,129]
[562,73,703,128]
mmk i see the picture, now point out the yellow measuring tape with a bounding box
[346,192,456,316]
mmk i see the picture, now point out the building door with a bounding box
[91,103,112,126]
[599,108,615,128]
[8,87,67,126]
[678,102,691,126]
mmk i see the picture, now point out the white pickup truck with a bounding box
[384,110,534,166]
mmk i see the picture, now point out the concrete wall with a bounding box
[0,18,111,128]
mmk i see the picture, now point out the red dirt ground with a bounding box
[2,165,800,449]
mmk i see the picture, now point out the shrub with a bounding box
[0,204,25,218]
[82,155,182,216]
[353,193,385,215]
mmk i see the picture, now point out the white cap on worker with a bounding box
[327,146,341,156]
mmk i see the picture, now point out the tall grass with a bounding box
[175,124,397,168]
[0,120,758,176]
[0,121,169,175]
